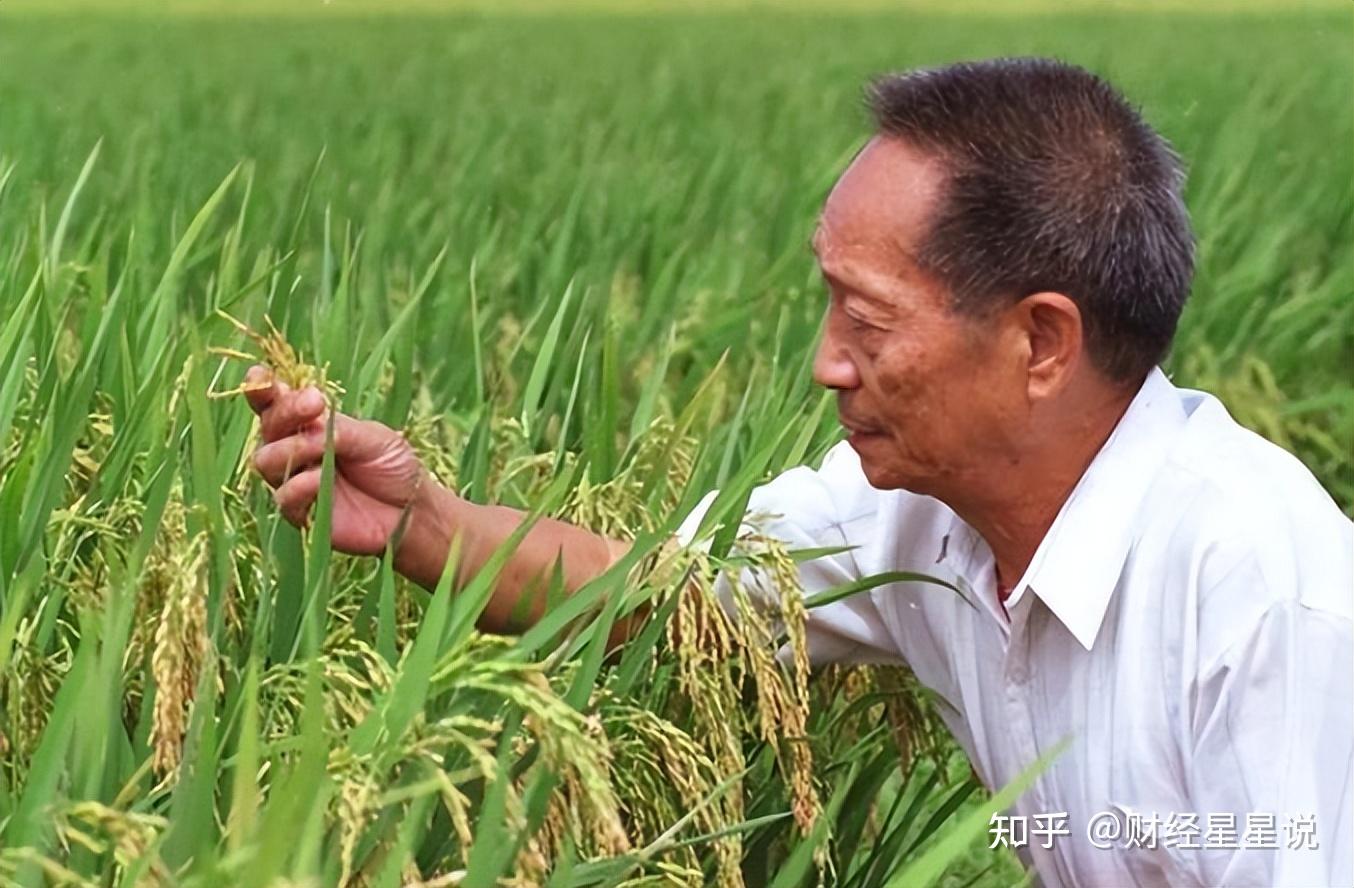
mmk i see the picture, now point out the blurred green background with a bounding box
[3,1,1348,505]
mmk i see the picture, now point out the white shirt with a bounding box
[675,367,1353,887]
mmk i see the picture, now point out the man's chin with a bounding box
[848,438,939,496]
[847,433,912,491]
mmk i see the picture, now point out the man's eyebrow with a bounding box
[819,265,894,308]
[809,221,909,307]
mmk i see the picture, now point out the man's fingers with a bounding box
[253,430,328,488]
[251,409,388,488]
[275,466,322,528]
[242,364,277,414]
[328,412,399,463]
[259,385,326,443]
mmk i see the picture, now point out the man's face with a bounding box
[811,136,1025,496]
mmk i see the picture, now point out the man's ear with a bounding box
[1015,291,1083,400]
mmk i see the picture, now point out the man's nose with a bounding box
[812,323,861,391]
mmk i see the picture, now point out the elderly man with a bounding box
[245,58,1353,887]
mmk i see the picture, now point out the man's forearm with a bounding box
[393,479,633,636]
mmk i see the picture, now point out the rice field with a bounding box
[0,1,1349,885]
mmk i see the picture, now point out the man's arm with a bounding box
[1187,596,1353,887]
[243,367,643,645]
[391,477,638,640]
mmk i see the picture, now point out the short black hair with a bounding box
[866,57,1195,383]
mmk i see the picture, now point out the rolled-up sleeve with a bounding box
[673,442,903,666]
[1187,598,1353,887]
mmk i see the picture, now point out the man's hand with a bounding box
[244,364,428,556]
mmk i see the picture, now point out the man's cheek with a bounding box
[874,351,922,401]
[880,368,940,426]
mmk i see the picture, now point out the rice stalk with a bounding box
[149,522,210,779]
[207,309,345,403]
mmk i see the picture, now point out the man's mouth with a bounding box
[840,418,882,436]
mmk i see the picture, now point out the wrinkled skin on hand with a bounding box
[244,364,428,556]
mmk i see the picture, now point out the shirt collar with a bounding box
[965,366,1188,651]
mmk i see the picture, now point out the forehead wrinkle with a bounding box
[814,213,920,273]
[819,261,899,311]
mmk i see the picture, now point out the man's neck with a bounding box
[950,383,1138,589]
